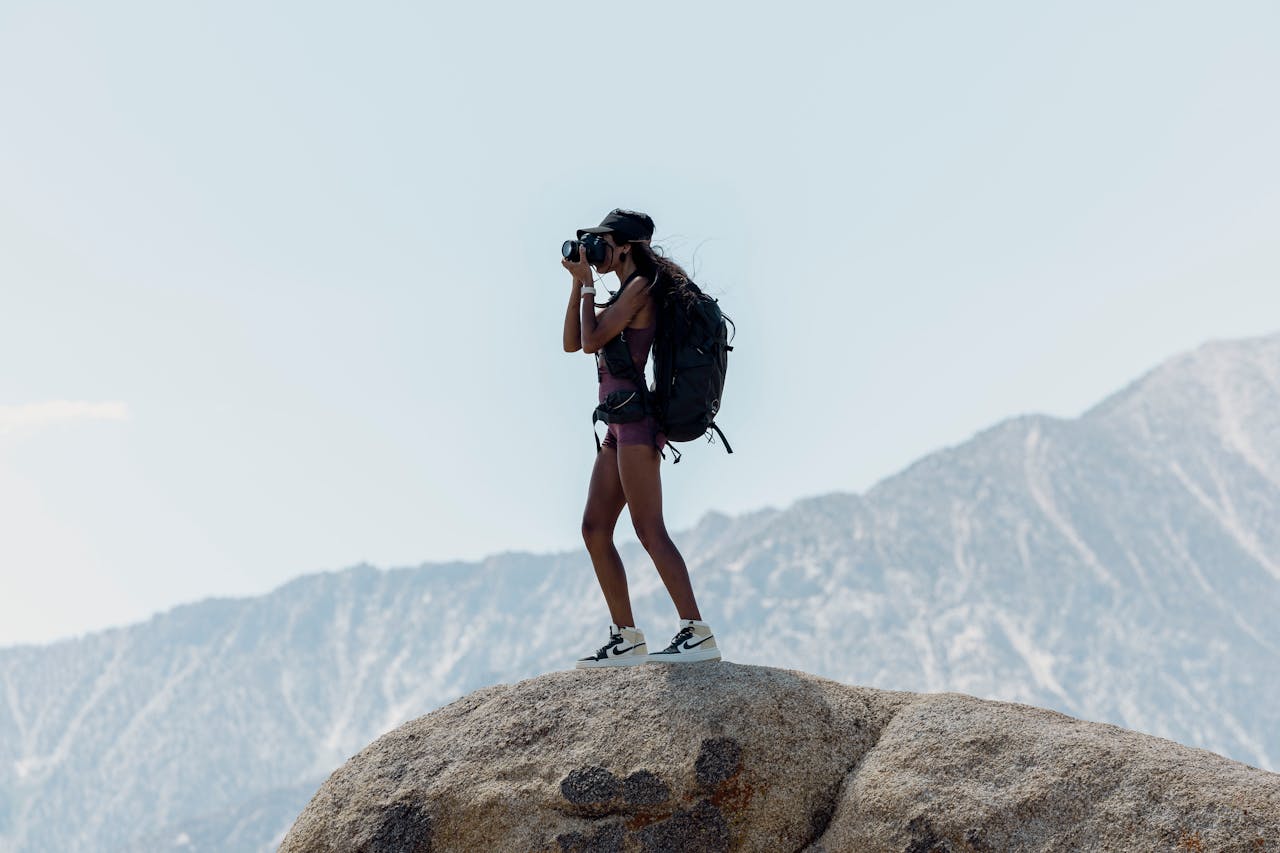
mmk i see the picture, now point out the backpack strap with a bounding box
[592,269,666,457]
[614,345,655,419]
[601,269,644,303]
[649,409,683,463]
[709,422,733,454]
[594,338,663,457]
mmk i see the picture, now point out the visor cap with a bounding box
[576,208,655,243]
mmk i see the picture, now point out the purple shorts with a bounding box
[601,417,668,451]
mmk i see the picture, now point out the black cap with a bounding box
[576,208,655,243]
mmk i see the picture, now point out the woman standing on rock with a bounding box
[561,208,721,669]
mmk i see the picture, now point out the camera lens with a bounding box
[563,235,610,265]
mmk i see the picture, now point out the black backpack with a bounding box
[593,270,734,464]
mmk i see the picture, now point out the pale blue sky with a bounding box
[2,1,1277,646]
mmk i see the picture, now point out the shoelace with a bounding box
[594,629,625,658]
[665,626,695,650]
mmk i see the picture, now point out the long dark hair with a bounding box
[602,237,727,327]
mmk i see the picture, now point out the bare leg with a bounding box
[617,444,703,621]
[581,444,635,627]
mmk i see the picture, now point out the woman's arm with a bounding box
[563,278,586,352]
[581,276,652,353]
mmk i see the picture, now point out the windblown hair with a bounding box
[594,234,736,392]
[603,237,712,321]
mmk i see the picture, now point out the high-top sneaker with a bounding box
[575,623,648,669]
[647,618,721,663]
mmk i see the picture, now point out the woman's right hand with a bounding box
[561,246,592,285]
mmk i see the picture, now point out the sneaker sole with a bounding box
[575,655,650,669]
[645,647,722,664]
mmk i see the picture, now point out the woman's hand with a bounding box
[561,243,593,284]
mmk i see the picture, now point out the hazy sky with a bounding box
[2,1,1277,647]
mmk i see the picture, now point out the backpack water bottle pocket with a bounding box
[594,389,647,424]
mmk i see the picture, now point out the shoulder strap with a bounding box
[709,423,733,454]
[591,268,666,456]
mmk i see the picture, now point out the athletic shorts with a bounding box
[602,417,669,451]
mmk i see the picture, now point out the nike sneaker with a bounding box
[575,623,649,668]
[646,618,721,663]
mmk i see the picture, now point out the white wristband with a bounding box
[580,286,596,296]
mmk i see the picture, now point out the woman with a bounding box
[561,208,721,669]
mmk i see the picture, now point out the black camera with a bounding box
[562,234,610,265]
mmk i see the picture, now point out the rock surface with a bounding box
[279,663,1279,852]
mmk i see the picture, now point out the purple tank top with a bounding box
[597,323,656,402]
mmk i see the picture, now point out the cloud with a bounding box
[0,400,131,438]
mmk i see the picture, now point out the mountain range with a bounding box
[1,329,1277,852]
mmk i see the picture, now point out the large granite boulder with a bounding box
[280,662,1279,852]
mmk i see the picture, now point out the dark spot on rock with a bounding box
[905,815,952,853]
[561,766,622,805]
[365,801,433,853]
[635,799,730,853]
[623,770,670,806]
[556,821,626,853]
[964,827,987,850]
[808,800,835,841]
[694,737,742,787]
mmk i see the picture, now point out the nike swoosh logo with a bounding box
[611,643,645,655]
[679,636,713,650]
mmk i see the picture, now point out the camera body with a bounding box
[562,234,610,265]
